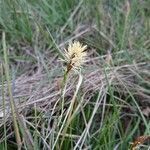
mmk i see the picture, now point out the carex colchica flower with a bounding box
[64,41,87,73]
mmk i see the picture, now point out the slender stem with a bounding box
[1,63,7,150]
[61,70,68,111]
[60,73,83,148]
[2,32,22,149]
[34,103,38,150]
[60,63,72,102]
[54,70,69,149]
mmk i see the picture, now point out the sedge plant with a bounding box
[53,41,87,149]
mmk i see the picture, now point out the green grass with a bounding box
[0,0,150,149]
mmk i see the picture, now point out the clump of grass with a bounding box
[0,0,150,149]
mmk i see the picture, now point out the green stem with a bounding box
[1,63,7,150]
[56,70,69,118]
[55,70,68,149]
[2,32,22,149]
[60,73,83,148]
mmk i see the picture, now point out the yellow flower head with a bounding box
[64,41,87,72]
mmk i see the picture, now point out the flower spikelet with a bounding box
[64,41,87,73]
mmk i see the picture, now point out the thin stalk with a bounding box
[1,63,7,150]
[120,1,131,62]
[52,73,81,149]
[54,73,83,149]
[56,70,69,125]
[34,103,39,150]
[59,64,73,119]
[60,70,68,113]
[2,32,22,149]
[54,70,68,149]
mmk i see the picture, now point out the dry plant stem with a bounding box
[1,63,7,150]
[17,115,34,150]
[2,32,22,149]
[52,73,83,149]
[74,86,105,149]
[60,73,83,149]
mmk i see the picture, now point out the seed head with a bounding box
[64,41,87,72]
